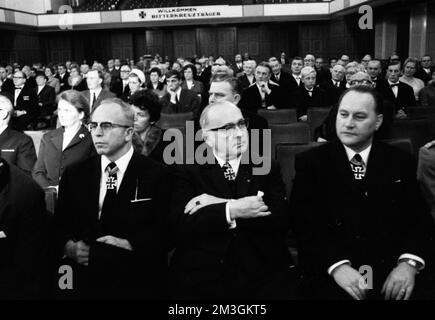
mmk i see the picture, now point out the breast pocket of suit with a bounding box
[127,197,157,224]
[0,149,16,164]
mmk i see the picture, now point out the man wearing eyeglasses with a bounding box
[55,98,171,299]
[11,71,38,131]
[169,101,296,299]
[415,55,435,85]
[110,63,131,101]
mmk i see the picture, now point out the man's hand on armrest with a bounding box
[64,240,90,266]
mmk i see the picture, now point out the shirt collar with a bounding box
[91,87,103,97]
[213,151,242,176]
[388,80,400,85]
[101,146,134,177]
[343,144,371,165]
[292,74,301,80]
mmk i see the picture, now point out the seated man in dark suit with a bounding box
[35,71,56,130]
[288,56,305,94]
[11,70,38,131]
[292,66,328,121]
[0,66,14,94]
[82,69,116,113]
[161,70,201,119]
[0,95,36,176]
[315,57,331,85]
[376,62,416,118]
[239,62,287,113]
[367,60,384,88]
[415,55,435,85]
[320,64,346,107]
[291,86,434,300]
[0,157,48,299]
[54,98,171,299]
[110,63,131,101]
[269,57,293,94]
[237,60,256,93]
[55,64,70,93]
[169,101,296,299]
[315,72,393,142]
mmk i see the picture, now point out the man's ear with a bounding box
[233,94,241,105]
[375,114,383,131]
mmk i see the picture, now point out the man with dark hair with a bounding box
[376,62,415,117]
[314,57,331,84]
[231,53,244,77]
[269,57,293,94]
[292,85,434,300]
[56,64,70,92]
[82,69,116,112]
[55,98,171,299]
[161,70,200,118]
[35,71,56,129]
[0,66,14,94]
[239,62,287,112]
[289,56,305,94]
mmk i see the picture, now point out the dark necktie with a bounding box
[222,162,236,181]
[175,94,179,105]
[100,162,119,232]
[350,154,365,180]
[390,83,399,88]
[91,92,97,111]
[307,90,313,97]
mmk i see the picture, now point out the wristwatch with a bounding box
[399,258,423,272]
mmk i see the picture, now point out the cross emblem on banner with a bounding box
[139,11,146,19]
[106,176,117,190]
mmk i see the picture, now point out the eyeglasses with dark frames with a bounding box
[88,121,131,132]
[206,118,249,133]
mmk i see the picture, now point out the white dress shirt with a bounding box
[292,74,301,86]
[170,87,182,104]
[214,153,242,229]
[90,87,103,106]
[98,146,134,218]
[388,80,400,98]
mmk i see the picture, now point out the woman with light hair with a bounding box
[400,57,425,101]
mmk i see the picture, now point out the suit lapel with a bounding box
[50,129,64,152]
[235,161,252,197]
[117,153,140,204]
[88,157,102,229]
[64,125,88,151]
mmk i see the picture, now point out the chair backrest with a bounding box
[391,117,433,153]
[162,126,189,164]
[258,109,297,125]
[406,106,435,118]
[157,112,194,130]
[276,142,325,197]
[382,138,414,155]
[270,123,311,158]
[24,130,46,155]
[307,107,331,141]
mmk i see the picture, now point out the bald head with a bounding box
[0,95,13,124]
[200,101,241,130]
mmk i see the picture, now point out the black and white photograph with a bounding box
[1,0,435,311]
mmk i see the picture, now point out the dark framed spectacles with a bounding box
[88,121,131,132]
[207,118,249,133]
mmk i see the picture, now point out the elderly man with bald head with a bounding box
[55,97,171,299]
[169,101,296,299]
[320,64,347,107]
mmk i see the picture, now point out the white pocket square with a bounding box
[1,149,15,152]
[131,198,152,203]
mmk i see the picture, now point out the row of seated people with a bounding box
[2,82,435,299]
